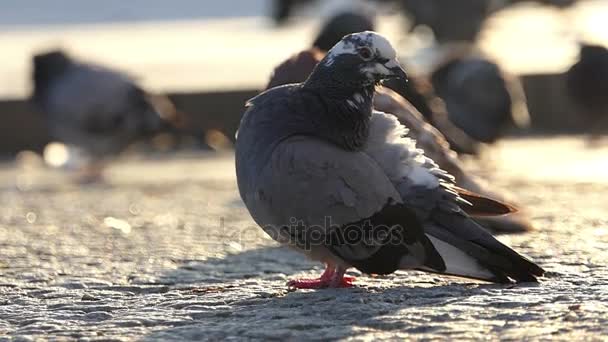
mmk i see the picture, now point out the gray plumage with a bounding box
[32,50,174,159]
[236,32,543,287]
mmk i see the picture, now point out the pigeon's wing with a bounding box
[45,65,134,123]
[248,135,445,274]
[373,88,517,217]
[364,112,544,282]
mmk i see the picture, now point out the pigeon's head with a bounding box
[319,31,407,86]
[579,43,608,60]
[313,12,376,53]
[32,50,72,88]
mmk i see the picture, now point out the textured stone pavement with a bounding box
[0,138,607,340]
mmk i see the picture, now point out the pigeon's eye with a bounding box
[357,47,374,61]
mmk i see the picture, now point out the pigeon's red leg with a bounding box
[287,264,335,289]
[329,266,356,288]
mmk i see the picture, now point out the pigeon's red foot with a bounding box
[287,266,355,289]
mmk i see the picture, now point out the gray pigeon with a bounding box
[32,50,181,180]
[235,32,544,289]
[430,55,527,145]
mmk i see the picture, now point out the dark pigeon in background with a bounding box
[383,71,482,155]
[312,11,377,52]
[236,31,544,289]
[399,0,492,43]
[430,54,529,146]
[32,49,182,181]
[566,43,608,140]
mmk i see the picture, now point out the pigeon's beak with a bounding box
[383,58,408,81]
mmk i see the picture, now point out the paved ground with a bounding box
[0,137,607,340]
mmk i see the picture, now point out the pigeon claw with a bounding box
[340,276,356,287]
[287,265,356,289]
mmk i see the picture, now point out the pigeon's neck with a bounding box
[302,69,376,151]
[304,67,375,102]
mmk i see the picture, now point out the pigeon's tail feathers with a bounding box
[423,217,545,283]
[333,203,447,276]
[455,186,518,217]
[418,235,508,283]
[144,92,188,131]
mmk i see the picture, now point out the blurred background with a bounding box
[1,0,607,157]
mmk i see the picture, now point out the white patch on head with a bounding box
[368,33,397,60]
[324,31,397,66]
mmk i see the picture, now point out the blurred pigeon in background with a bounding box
[31,50,183,182]
[399,0,492,43]
[430,53,530,147]
[267,12,535,233]
[236,31,544,289]
[271,0,317,25]
[566,43,608,141]
[396,0,578,44]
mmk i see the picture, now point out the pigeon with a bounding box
[566,43,608,140]
[236,31,544,289]
[266,41,534,233]
[430,53,529,146]
[32,49,182,181]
